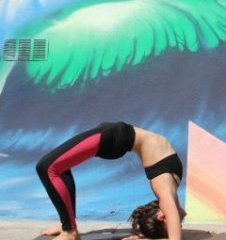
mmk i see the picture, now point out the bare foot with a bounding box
[41,224,62,236]
[52,230,80,240]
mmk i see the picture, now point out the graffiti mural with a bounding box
[0,0,226,223]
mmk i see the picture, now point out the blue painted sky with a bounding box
[0,0,76,40]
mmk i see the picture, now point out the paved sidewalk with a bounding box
[0,220,226,240]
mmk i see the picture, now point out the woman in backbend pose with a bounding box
[36,121,185,240]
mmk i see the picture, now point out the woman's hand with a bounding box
[121,235,168,240]
[121,234,147,240]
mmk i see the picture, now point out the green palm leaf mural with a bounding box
[9,0,226,90]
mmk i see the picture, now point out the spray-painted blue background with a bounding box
[0,0,226,222]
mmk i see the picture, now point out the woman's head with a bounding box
[129,200,168,239]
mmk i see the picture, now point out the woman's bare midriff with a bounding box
[132,126,176,167]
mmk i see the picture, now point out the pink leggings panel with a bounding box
[47,133,101,230]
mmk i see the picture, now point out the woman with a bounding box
[36,121,185,240]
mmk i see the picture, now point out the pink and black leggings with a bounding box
[36,122,135,231]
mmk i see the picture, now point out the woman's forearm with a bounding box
[159,197,182,240]
[166,214,181,240]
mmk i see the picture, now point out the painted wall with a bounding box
[0,0,226,223]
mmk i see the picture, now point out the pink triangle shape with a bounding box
[187,121,226,216]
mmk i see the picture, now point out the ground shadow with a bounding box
[33,228,226,240]
[182,229,212,240]
[182,229,226,240]
[81,228,131,240]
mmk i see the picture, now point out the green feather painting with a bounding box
[1,0,225,92]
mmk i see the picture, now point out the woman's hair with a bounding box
[129,200,168,239]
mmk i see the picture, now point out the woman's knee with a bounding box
[36,157,48,175]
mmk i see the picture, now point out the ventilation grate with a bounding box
[0,39,49,61]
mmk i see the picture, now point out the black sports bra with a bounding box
[144,153,183,184]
